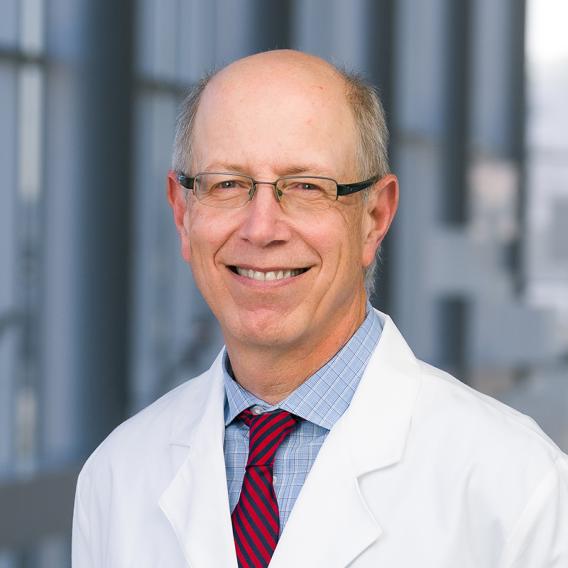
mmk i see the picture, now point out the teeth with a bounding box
[235,267,304,281]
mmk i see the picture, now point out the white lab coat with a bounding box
[72,312,568,567]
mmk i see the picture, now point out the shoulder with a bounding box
[79,355,222,479]
[361,314,568,563]
[408,359,567,519]
[415,362,568,556]
[374,313,564,468]
[415,360,562,461]
[371,313,566,501]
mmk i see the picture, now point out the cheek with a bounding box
[185,210,213,267]
[308,221,364,279]
[339,210,367,268]
[186,209,235,271]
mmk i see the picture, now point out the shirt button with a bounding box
[251,405,264,415]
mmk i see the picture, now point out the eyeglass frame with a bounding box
[176,171,381,205]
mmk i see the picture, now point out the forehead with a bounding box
[191,56,359,177]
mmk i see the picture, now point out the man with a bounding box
[72,50,568,567]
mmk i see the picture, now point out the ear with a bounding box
[167,169,192,264]
[361,174,399,268]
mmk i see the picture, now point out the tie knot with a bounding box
[239,408,297,467]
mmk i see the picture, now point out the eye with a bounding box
[298,182,320,191]
[211,178,247,191]
[285,180,324,192]
[217,180,236,189]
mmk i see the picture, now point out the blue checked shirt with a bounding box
[223,307,383,532]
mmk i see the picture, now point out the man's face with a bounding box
[169,52,396,357]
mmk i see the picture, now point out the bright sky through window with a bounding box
[527,0,568,63]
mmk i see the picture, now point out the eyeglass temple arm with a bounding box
[177,172,194,190]
[336,175,380,196]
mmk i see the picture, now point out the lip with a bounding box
[225,264,312,287]
[228,264,311,272]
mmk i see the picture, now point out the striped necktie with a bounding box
[231,408,298,568]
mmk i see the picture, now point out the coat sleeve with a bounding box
[499,454,568,568]
[72,456,107,568]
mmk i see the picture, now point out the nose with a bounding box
[237,182,290,246]
[249,180,282,203]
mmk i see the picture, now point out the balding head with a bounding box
[172,49,389,182]
[191,51,359,180]
[211,49,343,86]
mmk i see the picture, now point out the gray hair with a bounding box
[171,64,390,298]
[336,68,390,297]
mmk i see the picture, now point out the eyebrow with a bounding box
[280,165,329,176]
[201,162,332,177]
[202,162,246,173]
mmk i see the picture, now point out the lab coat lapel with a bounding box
[159,353,238,568]
[268,422,382,568]
[270,314,421,567]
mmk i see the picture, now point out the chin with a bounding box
[226,308,308,348]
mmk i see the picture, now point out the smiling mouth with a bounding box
[229,266,310,281]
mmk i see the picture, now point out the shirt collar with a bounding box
[223,306,382,430]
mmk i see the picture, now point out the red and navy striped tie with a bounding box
[231,408,298,568]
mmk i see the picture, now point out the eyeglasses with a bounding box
[176,171,379,211]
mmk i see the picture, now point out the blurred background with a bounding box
[1,0,567,565]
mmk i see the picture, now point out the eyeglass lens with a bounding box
[193,173,337,210]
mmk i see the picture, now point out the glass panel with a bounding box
[19,0,44,54]
[395,0,448,134]
[130,91,178,411]
[0,0,18,47]
[35,533,70,568]
[14,64,44,476]
[18,65,43,204]
[0,62,18,477]
[526,0,568,309]
[136,0,177,80]
[0,551,17,568]
[135,0,155,76]
[521,0,568,451]
[177,0,217,83]
[215,0,255,62]
[0,533,70,568]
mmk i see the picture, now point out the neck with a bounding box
[225,297,368,404]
